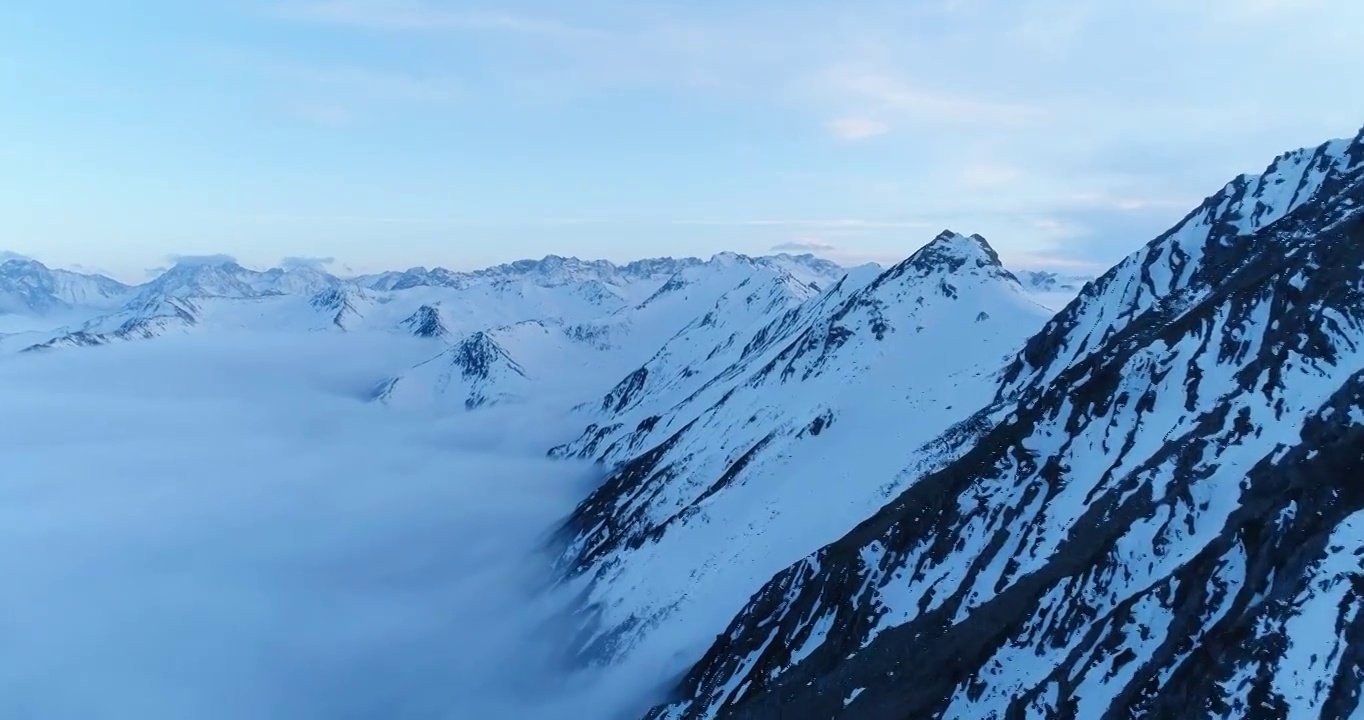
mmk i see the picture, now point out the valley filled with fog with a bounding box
[0,329,666,720]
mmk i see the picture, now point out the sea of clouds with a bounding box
[0,329,663,719]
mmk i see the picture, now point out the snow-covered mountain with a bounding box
[134,259,339,302]
[373,253,850,413]
[638,127,1364,719]
[548,231,1056,674]
[375,321,579,410]
[308,286,376,331]
[399,304,451,339]
[0,258,132,315]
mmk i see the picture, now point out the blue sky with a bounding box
[2,0,1362,281]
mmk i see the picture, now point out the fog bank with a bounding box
[0,331,656,719]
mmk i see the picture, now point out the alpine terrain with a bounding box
[10,127,1362,720]
[605,128,1364,719]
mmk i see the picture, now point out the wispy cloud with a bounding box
[167,253,239,266]
[684,219,935,229]
[771,241,837,253]
[270,62,459,104]
[287,102,352,126]
[280,255,337,269]
[1064,192,1196,212]
[1002,252,1109,272]
[268,0,600,38]
[816,66,1046,135]
[826,117,890,141]
[958,162,1023,189]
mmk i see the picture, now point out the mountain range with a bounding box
[6,126,1362,719]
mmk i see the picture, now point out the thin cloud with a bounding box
[820,67,1046,128]
[1003,252,1109,272]
[280,255,337,270]
[771,241,837,253]
[166,253,240,267]
[958,163,1023,189]
[269,61,460,104]
[1,250,33,262]
[684,219,936,229]
[268,0,601,38]
[826,117,890,141]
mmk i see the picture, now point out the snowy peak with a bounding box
[447,331,525,383]
[308,286,371,330]
[261,265,340,296]
[0,258,131,315]
[139,260,265,300]
[373,321,614,411]
[898,229,1010,278]
[399,304,450,339]
[139,260,344,302]
[375,329,528,410]
[360,266,467,292]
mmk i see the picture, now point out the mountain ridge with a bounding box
[639,125,1364,720]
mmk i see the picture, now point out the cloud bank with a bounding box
[0,330,661,719]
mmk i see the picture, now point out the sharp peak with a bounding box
[913,229,1004,265]
[868,229,1015,288]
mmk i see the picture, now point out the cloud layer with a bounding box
[0,330,661,719]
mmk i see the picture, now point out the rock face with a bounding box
[549,230,1055,674]
[641,127,1364,719]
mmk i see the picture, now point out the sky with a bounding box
[2,0,1362,281]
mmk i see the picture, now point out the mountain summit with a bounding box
[0,258,131,315]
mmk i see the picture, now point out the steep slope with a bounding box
[0,258,131,315]
[646,128,1364,720]
[550,232,1055,676]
